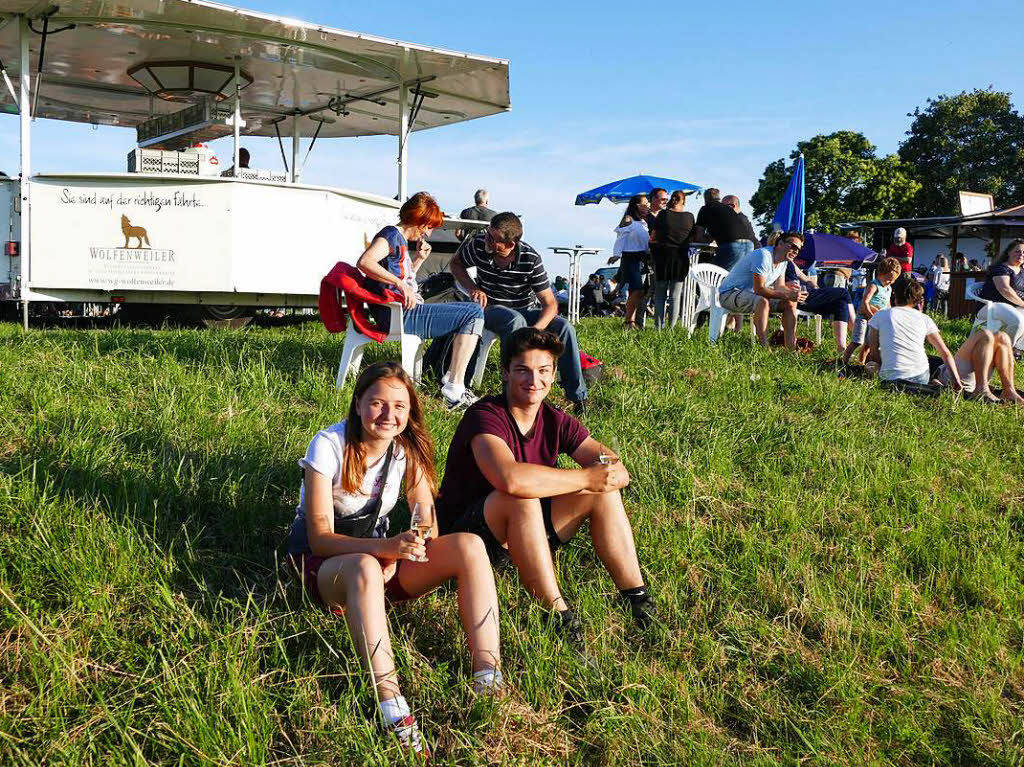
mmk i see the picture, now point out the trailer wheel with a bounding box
[191,304,254,329]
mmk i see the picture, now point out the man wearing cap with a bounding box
[886,228,915,274]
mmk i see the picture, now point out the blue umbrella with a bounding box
[772,154,805,232]
[798,232,875,267]
[575,174,703,205]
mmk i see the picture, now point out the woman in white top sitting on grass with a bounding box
[286,361,502,756]
[866,278,1021,403]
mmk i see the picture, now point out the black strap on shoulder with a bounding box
[351,442,395,538]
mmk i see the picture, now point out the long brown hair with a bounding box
[991,238,1024,271]
[341,361,437,496]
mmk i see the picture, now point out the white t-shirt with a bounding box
[287,420,406,553]
[867,306,939,381]
[929,264,950,291]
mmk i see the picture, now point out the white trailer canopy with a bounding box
[0,0,510,137]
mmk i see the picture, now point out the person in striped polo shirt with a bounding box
[451,212,589,415]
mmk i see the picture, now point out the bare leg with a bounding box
[625,290,646,326]
[782,301,798,350]
[448,332,480,386]
[843,342,860,364]
[961,329,995,397]
[317,554,401,700]
[396,533,501,673]
[484,492,566,610]
[550,490,644,591]
[753,297,771,346]
[992,331,1024,403]
[832,321,848,354]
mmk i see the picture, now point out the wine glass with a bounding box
[410,502,434,561]
[599,436,621,465]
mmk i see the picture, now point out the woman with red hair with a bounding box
[358,191,484,409]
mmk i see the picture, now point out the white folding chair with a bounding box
[690,263,729,343]
[335,302,427,387]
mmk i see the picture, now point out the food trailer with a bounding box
[0,0,510,326]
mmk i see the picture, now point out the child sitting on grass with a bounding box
[865,278,962,390]
[866,278,1021,402]
[843,257,900,365]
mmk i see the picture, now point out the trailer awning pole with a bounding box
[232,58,241,177]
[291,115,300,184]
[18,14,31,328]
[397,82,408,201]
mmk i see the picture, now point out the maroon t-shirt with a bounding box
[436,394,590,533]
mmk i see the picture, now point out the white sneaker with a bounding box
[391,714,428,756]
[441,384,479,411]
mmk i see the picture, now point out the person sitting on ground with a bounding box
[786,250,856,354]
[977,239,1024,347]
[933,328,1024,404]
[718,232,806,350]
[451,212,590,415]
[286,362,503,757]
[435,328,656,646]
[844,257,900,364]
[357,191,484,410]
[865,278,963,390]
[579,273,604,316]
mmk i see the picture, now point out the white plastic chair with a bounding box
[335,302,427,387]
[470,328,500,388]
[797,309,823,344]
[690,263,729,343]
[965,280,996,331]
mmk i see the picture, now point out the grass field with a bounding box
[1,314,1022,765]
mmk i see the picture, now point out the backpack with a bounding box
[579,351,605,383]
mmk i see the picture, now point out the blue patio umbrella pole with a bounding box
[575,174,703,206]
[772,153,805,233]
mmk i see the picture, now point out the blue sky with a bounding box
[3,0,1023,277]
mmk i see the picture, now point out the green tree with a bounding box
[898,88,1024,216]
[750,131,920,234]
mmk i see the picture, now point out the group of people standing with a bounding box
[610,187,765,331]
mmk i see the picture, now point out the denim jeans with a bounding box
[714,240,754,271]
[475,305,588,402]
[383,301,483,339]
[653,280,684,329]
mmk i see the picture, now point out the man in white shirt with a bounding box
[718,232,805,350]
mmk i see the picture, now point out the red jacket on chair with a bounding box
[319,262,404,342]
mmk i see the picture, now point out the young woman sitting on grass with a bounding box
[286,361,502,756]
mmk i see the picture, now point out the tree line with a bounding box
[750,88,1024,233]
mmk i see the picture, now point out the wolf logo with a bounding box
[121,214,150,248]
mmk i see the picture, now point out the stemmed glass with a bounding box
[409,502,434,562]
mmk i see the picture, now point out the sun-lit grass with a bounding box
[1,314,1022,765]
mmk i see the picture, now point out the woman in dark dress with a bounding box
[651,190,695,329]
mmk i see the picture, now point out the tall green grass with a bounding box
[1,316,1022,765]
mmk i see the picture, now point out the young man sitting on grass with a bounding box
[866,278,1022,402]
[435,328,655,646]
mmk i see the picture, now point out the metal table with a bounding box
[549,245,602,324]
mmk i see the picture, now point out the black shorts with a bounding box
[446,495,564,566]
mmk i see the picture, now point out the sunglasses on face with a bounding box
[783,241,802,253]
[486,230,515,250]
